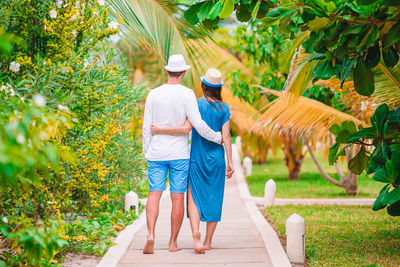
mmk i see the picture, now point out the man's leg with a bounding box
[143,191,163,254]
[168,159,190,252]
[169,192,184,252]
[143,161,168,254]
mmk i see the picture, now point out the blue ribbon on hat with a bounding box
[200,76,224,88]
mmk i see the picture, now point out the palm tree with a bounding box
[250,47,368,193]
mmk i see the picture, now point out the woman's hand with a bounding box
[182,119,192,134]
[226,162,234,179]
[151,125,162,136]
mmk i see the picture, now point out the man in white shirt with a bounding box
[142,54,222,254]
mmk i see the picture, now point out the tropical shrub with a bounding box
[0,0,145,265]
[184,0,400,97]
[329,104,400,215]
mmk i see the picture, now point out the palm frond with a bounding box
[317,61,400,122]
[279,31,310,74]
[283,47,316,99]
[252,86,366,142]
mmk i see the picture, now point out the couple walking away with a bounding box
[142,54,234,254]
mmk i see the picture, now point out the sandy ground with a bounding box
[62,252,101,267]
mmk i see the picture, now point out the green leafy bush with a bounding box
[329,104,400,216]
[0,0,146,265]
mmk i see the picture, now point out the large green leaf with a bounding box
[198,1,213,21]
[313,60,335,80]
[383,46,399,68]
[387,201,400,216]
[236,3,251,22]
[347,127,377,142]
[388,106,400,124]
[348,146,369,175]
[373,168,391,183]
[382,186,400,205]
[308,17,330,31]
[374,104,389,136]
[328,142,340,165]
[372,184,390,211]
[185,2,204,24]
[353,58,375,96]
[386,22,400,46]
[365,43,381,69]
[220,0,234,18]
[209,1,222,20]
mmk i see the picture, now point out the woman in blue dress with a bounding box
[151,68,234,254]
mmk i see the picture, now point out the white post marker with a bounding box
[243,156,252,176]
[286,213,305,264]
[125,191,139,216]
[236,136,242,152]
[264,179,276,207]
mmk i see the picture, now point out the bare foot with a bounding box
[203,243,212,250]
[143,239,155,254]
[193,231,205,254]
[169,243,182,252]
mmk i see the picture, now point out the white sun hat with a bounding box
[165,54,191,72]
[200,68,224,87]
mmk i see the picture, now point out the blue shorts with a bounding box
[147,159,189,193]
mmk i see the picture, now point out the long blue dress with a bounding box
[188,98,231,222]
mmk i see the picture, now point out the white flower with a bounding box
[360,101,367,111]
[83,59,89,68]
[9,61,20,73]
[71,14,78,21]
[16,134,26,144]
[0,85,6,91]
[50,9,58,19]
[58,104,69,112]
[20,97,25,102]
[72,30,77,38]
[39,131,48,141]
[2,217,8,224]
[109,34,120,43]
[97,0,105,6]
[74,0,80,9]
[108,21,119,30]
[33,94,46,107]
[56,0,63,8]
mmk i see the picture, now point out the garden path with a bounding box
[117,166,272,266]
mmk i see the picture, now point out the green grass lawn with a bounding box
[246,151,379,198]
[265,205,400,266]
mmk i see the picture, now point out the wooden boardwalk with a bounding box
[117,172,272,266]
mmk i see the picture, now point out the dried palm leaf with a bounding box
[252,86,366,142]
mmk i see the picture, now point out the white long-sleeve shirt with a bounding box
[142,84,222,161]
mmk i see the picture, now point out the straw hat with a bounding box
[200,68,224,87]
[164,54,191,72]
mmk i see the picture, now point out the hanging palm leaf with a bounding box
[317,61,400,123]
[252,86,366,142]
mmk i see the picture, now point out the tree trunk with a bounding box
[343,147,358,195]
[282,133,305,181]
[306,140,358,195]
[342,171,358,195]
